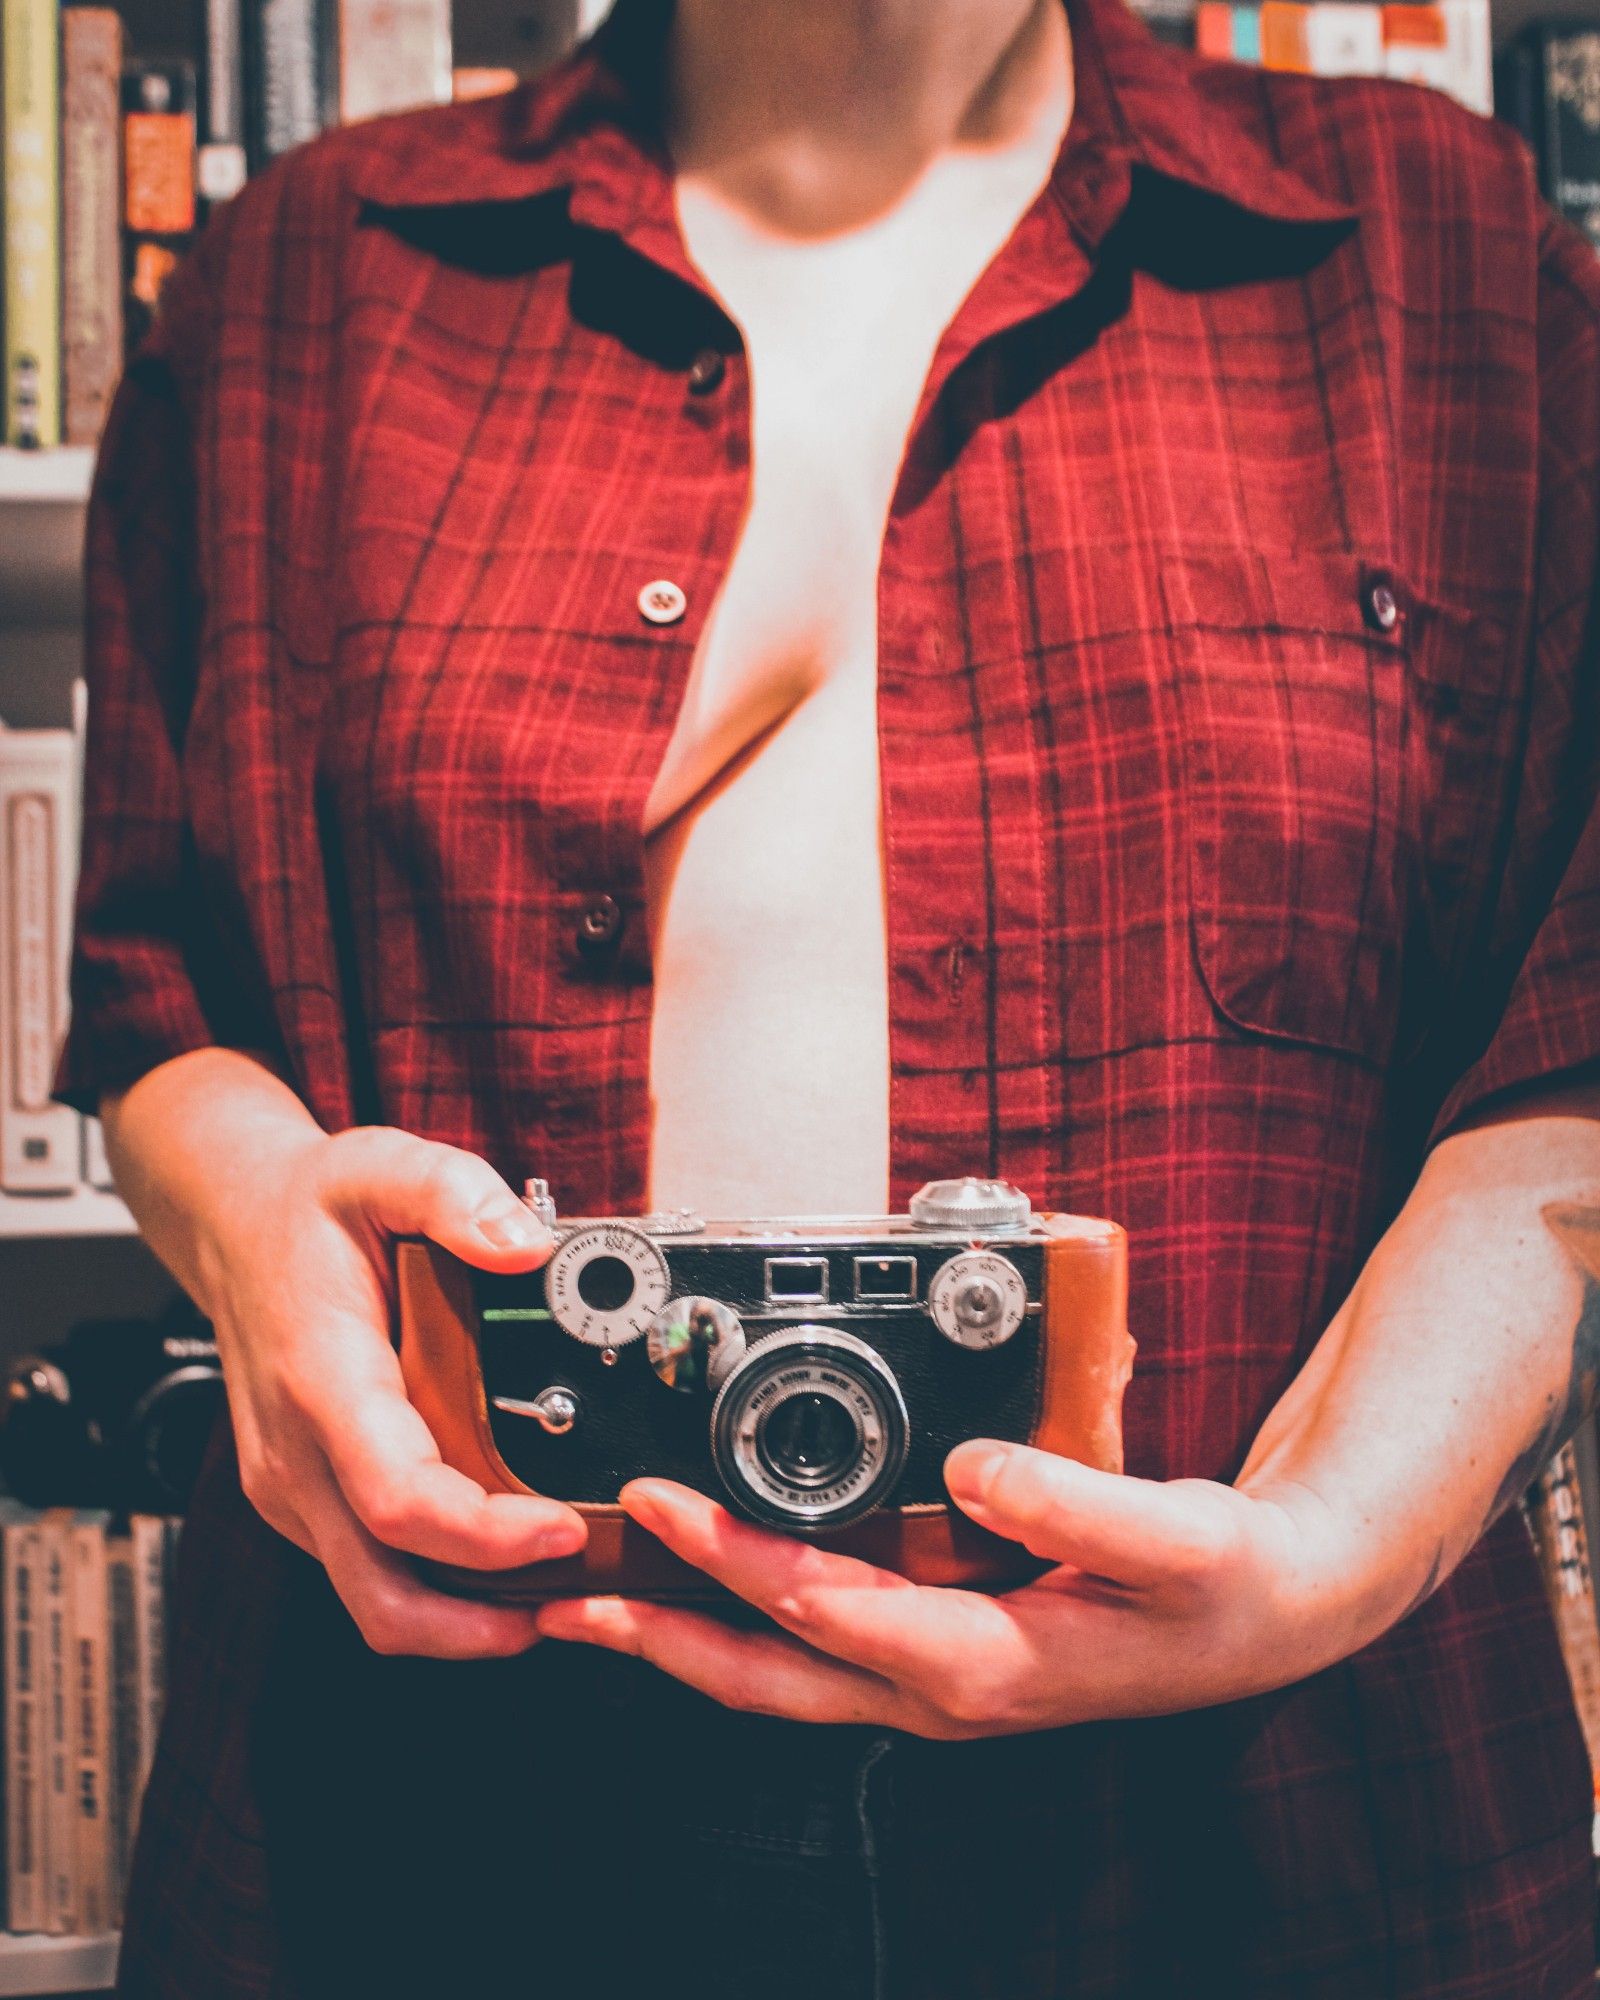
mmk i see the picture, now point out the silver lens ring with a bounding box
[709,1326,909,1534]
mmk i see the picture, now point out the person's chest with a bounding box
[641,148,1068,1215]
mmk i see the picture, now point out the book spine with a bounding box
[1194,1,1234,58]
[123,64,198,236]
[129,1516,167,1819]
[122,65,198,355]
[39,1510,76,1934]
[1304,2,1384,77]
[106,1536,137,1917]
[61,9,125,447]
[1232,5,1262,61]
[249,0,326,168]
[5,1513,45,1931]
[200,0,249,203]
[68,1516,113,1934]
[338,0,452,125]
[1259,1,1311,71]
[1540,25,1600,254]
[0,732,82,1193]
[2,0,62,446]
[1383,0,1491,115]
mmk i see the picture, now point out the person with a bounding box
[54,0,1600,1992]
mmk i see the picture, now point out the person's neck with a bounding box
[662,0,1072,236]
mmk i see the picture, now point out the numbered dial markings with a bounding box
[546,1225,671,1350]
[927,1250,1028,1349]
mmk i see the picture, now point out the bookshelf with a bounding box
[0,1191,135,1241]
[0,1935,117,1999]
[0,451,91,627]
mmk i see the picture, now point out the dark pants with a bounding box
[254,1568,1086,2000]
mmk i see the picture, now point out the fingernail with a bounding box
[946,1440,1009,1503]
[534,1524,587,1560]
[476,1207,546,1251]
[619,1481,670,1531]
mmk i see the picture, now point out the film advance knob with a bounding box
[908,1176,1032,1234]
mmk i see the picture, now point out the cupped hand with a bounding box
[198,1125,586,1658]
[534,1443,1363,1736]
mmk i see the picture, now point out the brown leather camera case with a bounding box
[397,1216,1133,1601]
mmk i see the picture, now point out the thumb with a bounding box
[945,1439,1227,1588]
[323,1128,554,1270]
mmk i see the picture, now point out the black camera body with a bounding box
[0,1303,224,1513]
[480,1210,1047,1532]
[399,1177,1134,1601]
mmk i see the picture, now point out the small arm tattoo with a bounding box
[1484,1204,1600,1529]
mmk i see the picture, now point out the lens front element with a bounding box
[710,1327,909,1532]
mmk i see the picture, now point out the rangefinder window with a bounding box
[854,1255,918,1300]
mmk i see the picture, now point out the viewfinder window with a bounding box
[765,1257,829,1303]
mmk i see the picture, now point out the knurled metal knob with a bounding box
[908,1176,1032,1234]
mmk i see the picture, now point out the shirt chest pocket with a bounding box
[1157,546,1412,1064]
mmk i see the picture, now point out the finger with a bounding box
[535,1595,905,1726]
[301,1447,547,1659]
[301,1320,588,1568]
[323,1127,553,1271]
[945,1441,1239,1587]
[618,1480,1018,1684]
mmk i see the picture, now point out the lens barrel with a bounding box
[708,1326,909,1532]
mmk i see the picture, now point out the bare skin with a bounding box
[643,0,1071,1216]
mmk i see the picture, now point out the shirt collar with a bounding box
[348,0,1357,238]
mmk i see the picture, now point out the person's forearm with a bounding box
[100,1047,330,1313]
[1238,1085,1600,1658]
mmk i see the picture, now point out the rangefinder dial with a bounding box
[546,1225,670,1351]
[927,1250,1027,1349]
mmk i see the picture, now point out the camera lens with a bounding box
[757,1392,860,1489]
[709,1327,909,1533]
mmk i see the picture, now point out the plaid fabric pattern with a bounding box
[56,0,1600,1991]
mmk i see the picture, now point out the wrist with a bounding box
[1236,1467,1435,1674]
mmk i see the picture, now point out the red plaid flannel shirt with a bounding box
[56,0,1600,1991]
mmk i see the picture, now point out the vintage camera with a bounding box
[398,1177,1133,1601]
[0,1300,224,1513]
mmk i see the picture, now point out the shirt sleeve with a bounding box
[1429,209,1600,1143]
[52,228,253,1117]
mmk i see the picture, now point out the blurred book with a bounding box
[1498,21,1600,254]
[3,0,62,445]
[1145,0,1490,113]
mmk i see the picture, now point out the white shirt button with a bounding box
[637,579,687,625]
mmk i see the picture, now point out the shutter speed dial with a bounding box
[927,1251,1027,1350]
[546,1224,671,1355]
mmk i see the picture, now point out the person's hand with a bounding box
[195,1124,586,1658]
[533,1443,1369,1735]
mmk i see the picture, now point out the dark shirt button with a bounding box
[687,347,726,395]
[576,894,623,957]
[1364,579,1400,633]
